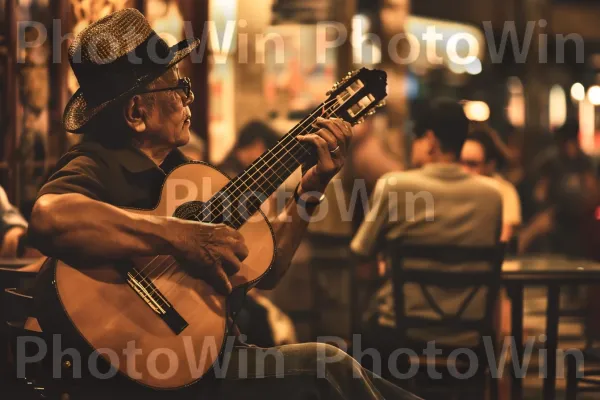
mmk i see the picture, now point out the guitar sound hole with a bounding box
[173,201,206,221]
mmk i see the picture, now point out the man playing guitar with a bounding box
[27,8,417,400]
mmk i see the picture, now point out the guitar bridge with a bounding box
[123,267,189,335]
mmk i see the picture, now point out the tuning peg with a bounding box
[327,81,341,95]
[366,109,377,117]
[376,100,387,108]
[356,117,365,125]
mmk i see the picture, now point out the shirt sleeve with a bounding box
[350,175,392,257]
[37,155,108,202]
[0,186,27,237]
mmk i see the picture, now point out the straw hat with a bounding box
[63,8,200,133]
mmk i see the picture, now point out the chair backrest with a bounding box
[387,242,505,351]
[2,286,63,400]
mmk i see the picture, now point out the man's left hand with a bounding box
[296,117,353,196]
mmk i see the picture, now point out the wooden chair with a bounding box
[3,285,79,400]
[0,259,73,399]
[564,290,600,400]
[387,242,505,400]
[3,287,50,398]
[565,348,600,400]
[0,264,38,384]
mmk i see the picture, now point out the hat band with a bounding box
[72,31,176,107]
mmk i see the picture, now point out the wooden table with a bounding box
[503,256,600,400]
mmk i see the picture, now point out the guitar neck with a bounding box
[198,101,342,229]
[187,68,388,228]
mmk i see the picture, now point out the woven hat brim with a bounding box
[63,37,201,133]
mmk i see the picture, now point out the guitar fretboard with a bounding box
[192,97,345,229]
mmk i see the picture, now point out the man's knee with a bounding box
[315,343,350,361]
[283,343,353,372]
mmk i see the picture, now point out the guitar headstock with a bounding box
[324,68,387,126]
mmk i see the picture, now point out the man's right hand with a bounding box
[173,220,248,295]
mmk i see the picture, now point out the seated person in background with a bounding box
[0,185,30,257]
[351,99,502,357]
[219,120,280,176]
[519,119,596,255]
[461,129,522,242]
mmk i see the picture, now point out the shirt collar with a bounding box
[111,145,189,174]
[422,163,468,179]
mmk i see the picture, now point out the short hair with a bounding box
[236,121,280,150]
[81,99,130,146]
[413,98,469,157]
[466,129,499,163]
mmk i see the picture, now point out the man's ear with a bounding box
[124,95,148,133]
[424,129,439,154]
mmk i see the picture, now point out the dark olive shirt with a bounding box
[38,139,190,208]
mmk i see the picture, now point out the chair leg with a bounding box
[565,352,578,400]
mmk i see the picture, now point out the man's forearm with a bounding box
[29,193,181,265]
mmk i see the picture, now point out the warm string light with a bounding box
[571,83,585,102]
[549,85,566,130]
[463,101,490,122]
[588,85,600,106]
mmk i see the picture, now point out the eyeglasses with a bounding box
[137,77,192,99]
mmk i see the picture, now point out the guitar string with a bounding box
[133,95,354,303]
[142,91,357,298]
[131,97,341,285]
[146,107,350,302]
[147,100,349,299]
[133,94,358,305]
[152,104,356,295]
[133,96,346,281]
[192,97,343,224]
[127,97,344,282]
[154,137,311,296]
[193,90,358,226]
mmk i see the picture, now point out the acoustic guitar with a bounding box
[37,68,387,390]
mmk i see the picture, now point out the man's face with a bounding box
[143,67,194,148]
[460,140,488,175]
[411,131,436,168]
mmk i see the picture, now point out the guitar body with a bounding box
[38,162,276,390]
